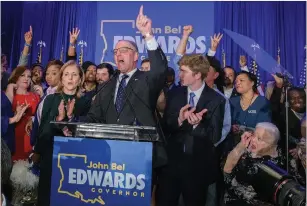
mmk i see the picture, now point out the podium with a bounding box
[50,122,160,206]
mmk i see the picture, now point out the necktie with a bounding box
[184,92,196,153]
[189,92,196,107]
[115,74,129,113]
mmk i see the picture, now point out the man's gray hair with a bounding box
[256,122,280,144]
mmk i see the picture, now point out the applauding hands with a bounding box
[10,101,29,124]
[56,98,76,121]
[178,104,207,126]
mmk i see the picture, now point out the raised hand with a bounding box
[15,103,29,122]
[7,83,17,92]
[210,33,223,51]
[136,5,152,36]
[56,100,66,121]
[24,25,33,45]
[33,85,44,98]
[187,108,207,126]
[69,27,80,44]
[289,148,299,159]
[271,74,284,88]
[239,55,247,67]
[10,101,29,124]
[66,98,76,119]
[183,25,193,37]
[240,131,253,148]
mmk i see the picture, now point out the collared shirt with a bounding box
[187,83,206,107]
[114,37,158,103]
[46,86,58,96]
[114,68,138,103]
[187,83,206,129]
[37,86,58,125]
[223,86,234,99]
[213,88,231,147]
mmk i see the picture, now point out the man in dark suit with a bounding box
[156,54,226,206]
[86,6,167,127]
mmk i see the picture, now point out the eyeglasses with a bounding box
[113,47,135,55]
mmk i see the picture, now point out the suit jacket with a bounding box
[86,47,167,127]
[278,108,305,151]
[163,84,226,184]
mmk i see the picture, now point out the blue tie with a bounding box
[184,92,196,153]
[115,74,129,113]
[189,92,196,107]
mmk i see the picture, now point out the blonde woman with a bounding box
[33,61,91,206]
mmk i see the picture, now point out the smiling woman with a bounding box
[5,66,40,161]
[34,60,92,206]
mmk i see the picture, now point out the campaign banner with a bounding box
[50,136,153,206]
[95,2,214,83]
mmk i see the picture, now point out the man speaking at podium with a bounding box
[86,6,167,129]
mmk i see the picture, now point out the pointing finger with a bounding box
[139,5,144,16]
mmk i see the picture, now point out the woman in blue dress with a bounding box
[230,71,271,145]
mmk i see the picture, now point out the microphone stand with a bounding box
[281,75,292,172]
[285,86,289,172]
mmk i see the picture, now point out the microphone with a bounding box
[94,69,120,96]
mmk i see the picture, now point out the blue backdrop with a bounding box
[1,1,306,85]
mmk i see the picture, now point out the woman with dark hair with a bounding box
[34,60,91,206]
[30,60,64,146]
[229,71,271,145]
[5,66,41,161]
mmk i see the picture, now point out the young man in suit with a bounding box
[86,5,167,127]
[156,54,226,206]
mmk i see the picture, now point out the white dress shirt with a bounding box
[187,83,206,107]
[187,83,205,129]
[213,88,231,147]
[223,86,234,99]
[37,86,58,125]
[114,68,138,103]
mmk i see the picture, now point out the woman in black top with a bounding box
[34,60,91,206]
[223,122,284,206]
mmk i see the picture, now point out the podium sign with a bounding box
[50,136,153,206]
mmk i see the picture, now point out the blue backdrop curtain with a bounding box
[1,1,306,85]
[1,1,98,70]
[214,1,306,85]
